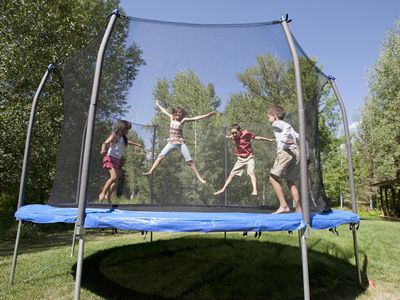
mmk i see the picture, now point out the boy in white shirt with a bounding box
[267,105,301,214]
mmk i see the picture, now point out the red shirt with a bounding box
[234,130,256,158]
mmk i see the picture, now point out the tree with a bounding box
[353,19,400,208]
[357,19,400,182]
[0,1,146,204]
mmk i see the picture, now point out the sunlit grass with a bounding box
[0,219,399,299]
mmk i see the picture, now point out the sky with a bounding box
[118,0,400,127]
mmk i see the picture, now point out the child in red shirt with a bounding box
[214,124,273,196]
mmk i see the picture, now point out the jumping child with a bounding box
[214,124,273,196]
[267,105,301,213]
[143,100,216,183]
[99,120,143,202]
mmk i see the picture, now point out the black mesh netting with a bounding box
[49,16,330,212]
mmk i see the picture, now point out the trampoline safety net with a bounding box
[49,16,331,212]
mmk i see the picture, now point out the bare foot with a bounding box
[214,189,225,195]
[295,207,302,213]
[98,194,105,202]
[198,177,206,184]
[142,171,152,176]
[272,206,290,214]
[251,191,258,196]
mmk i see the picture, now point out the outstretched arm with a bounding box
[128,140,144,148]
[225,134,236,144]
[100,134,114,155]
[183,111,216,122]
[254,136,275,142]
[155,100,172,119]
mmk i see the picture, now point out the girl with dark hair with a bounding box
[99,120,143,202]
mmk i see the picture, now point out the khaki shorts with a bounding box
[230,156,255,177]
[270,148,300,182]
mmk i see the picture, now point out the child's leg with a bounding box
[187,161,206,183]
[179,144,206,183]
[106,169,121,201]
[104,182,115,200]
[143,155,165,175]
[287,180,301,212]
[269,174,290,213]
[214,173,235,195]
[99,168,118,201]
[143,143,175,176]
[248,171,257,195]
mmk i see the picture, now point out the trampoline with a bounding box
[10,10,361,300]
[15,204,359,232]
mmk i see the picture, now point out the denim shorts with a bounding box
[159,143,192,162]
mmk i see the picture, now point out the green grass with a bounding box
[0,219,399,299]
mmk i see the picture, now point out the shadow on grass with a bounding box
[0,224,118,257]
[75,237,368,300]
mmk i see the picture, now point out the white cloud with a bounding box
[349,121,359,131]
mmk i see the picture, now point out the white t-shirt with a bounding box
[272,120,299,153]
[107,136,126,159]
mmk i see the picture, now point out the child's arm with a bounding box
[183,111,216,122]
[225,134,236,144]
[155,100,172,119]
[100,134,114,155]
[254,136,275,142]
[128,140,144,148]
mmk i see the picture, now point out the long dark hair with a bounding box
[112,120,132,145]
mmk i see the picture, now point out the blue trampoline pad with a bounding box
[15,205,359,233]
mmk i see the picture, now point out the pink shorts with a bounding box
[102,155,123,170]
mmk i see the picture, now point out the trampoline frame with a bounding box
[9,10,361,300]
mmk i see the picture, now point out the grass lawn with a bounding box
[0,216,399,299]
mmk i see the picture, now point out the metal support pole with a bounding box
[351,224,362,283]
[223,125,228,205]
[281,19,310,225]
[330,79,357,213]
[299,227,310,299]
[281,17,310,300]
[9,221,23,285]
[71,223,77,257]
[17,64,55,210]
[330,79,361,284]
[73,10,119,300]
[10,64,54,286]
[150,125,157,203]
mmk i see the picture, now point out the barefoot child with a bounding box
[267,105,301,213]
[143,100,216,183]
[99,120,143,202]
[214,124,273,196]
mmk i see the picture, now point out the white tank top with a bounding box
[107,136,126,159]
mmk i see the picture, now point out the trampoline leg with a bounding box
[10,220,23,285]
[74,235,86,300]
[150,231,153,242]
[351,224,362,284]
[224,232,227,240]
[298,227,310,300]
[71,223,77,257]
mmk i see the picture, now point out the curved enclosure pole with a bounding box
[17,64,55,210]
[330,79,357,213]
[281,20,310,224]
[10,64,54,286]
[74,10,119,300]
[330,78,361,284]
[281,18,310,300]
